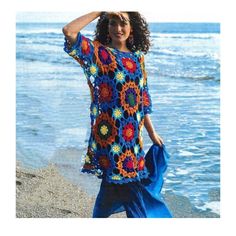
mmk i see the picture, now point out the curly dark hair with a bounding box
[94,12,151,54]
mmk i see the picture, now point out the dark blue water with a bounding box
[16,22,220,214]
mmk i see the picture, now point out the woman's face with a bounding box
[108,12,132,45]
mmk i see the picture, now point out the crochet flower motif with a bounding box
[93,113,117,148]
[143,90,151,107]
[90,103,98,118]
[113,107,123,119]
[94,41,117,74]
[134,144,140,155]
[96,76,118,111]
[136,111,141,122]
[117,150,138,178]
[81,36,91,55]
[122,123,135,142]
[120,81,140,115]
[119,117,138,148]
[111,175,122,181]
[98,82,113,103]
[115,71,125,83]
[138,156,145,171]
[68,49,77,57]
[89,64,98,76]
[82,148,95,171]
[122,58,137,73]
[99,47,112,64]
[91,140,97,152]
[111,143,121,155]
[98,155,111,170]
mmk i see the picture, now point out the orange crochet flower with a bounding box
[98,155,111,169]
[81,36,91,55]
[99,83,112,103]
[122,58,137,73]
[117,150,138,178]
[138,157,145,171]
[93,113,117,148]
[93,41,117,74]
[120,81,140,116]
[143,90,151,107]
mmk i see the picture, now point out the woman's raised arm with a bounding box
[62,12,101,45]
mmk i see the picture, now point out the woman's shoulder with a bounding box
[134,50,144,58]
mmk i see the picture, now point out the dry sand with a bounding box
[16,162,125,218]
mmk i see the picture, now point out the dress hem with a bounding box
[81,168,150,185]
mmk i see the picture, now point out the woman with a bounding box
[63,12,171,218]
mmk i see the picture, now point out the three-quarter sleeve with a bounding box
[64,32,94,73]
[140,54,153,115]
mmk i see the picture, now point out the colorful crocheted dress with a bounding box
[64,32,153,184]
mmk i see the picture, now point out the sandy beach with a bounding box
[16,162,219,218]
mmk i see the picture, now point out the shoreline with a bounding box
[16,162,220,218]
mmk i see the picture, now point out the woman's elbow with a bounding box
[62,26,78,44]
[62,25,70,36]
[63,26,79,41]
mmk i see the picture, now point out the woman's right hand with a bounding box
[104,12,129,22]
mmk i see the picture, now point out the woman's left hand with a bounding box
[148,131,164,147]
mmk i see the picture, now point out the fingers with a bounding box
[155,134,164,146]
[106,12,119,19]
[119,13,129,23]
[157,139,163,147]
[159,136,164,145]
[106,12,129,23]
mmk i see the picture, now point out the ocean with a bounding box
[16,22,220,215]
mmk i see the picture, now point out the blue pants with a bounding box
[93,180,147,218]
[93,144,172,218]
[93,180,172,218]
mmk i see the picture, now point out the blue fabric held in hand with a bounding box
[93,144,172,218]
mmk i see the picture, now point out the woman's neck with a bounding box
[108,41,130,52]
